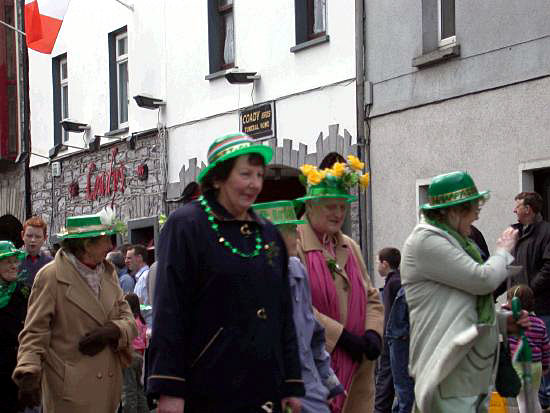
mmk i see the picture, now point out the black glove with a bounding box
[337,329,382,362]
[18,372,41,408]
[78,321,121,356]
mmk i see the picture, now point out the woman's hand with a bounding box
[506,309,530,335]
[496,227,519,253]
[281,397,301,413]
[157,395,184,413]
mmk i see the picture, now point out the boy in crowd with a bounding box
[19,216,52,287]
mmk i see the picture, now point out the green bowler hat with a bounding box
[197,132,273,183]
[252,200,305,226]
[296,178,357,204]
[0,241,25,261]
[58,207,120,239]
[421,171,490,210]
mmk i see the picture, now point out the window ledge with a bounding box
[412,43,460,68]
[290,35,330,53]
[105,126,129,137]
[205,68,237,81]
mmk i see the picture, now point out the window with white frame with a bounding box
[60,58,69,142]
[438,0,455,46]
[116,32,128,127]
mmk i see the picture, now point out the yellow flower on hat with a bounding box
[300,164,316,176]
[347,155,365,171]
[330,162,346,177]
[359,172,370,189]
[307,168,324,185]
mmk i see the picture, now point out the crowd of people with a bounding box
[0,132,550,413]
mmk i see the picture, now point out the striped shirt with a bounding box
[508,314,550,370]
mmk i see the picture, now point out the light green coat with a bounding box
[401,223,519,412]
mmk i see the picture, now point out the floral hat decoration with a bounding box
[296,155,370,203]
[58,207,127,239]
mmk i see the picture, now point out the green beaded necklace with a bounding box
[199,195,266,258]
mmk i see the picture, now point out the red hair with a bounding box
[23,216,47,237]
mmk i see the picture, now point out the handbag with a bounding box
[495,341,522,397]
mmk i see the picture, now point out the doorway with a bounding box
[534,169,550,221]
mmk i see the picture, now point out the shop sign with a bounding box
[239,101,275,139]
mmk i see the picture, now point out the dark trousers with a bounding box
[388,339,414,413]
[375,343,395,413]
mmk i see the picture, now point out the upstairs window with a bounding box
[438,0,455,46]
[292,0,329,51]
[108,26,128,131]
[52,53,67,146]
[207,0,235,74]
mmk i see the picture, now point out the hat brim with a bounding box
[295,194,358,204]
[58,229,117,240]
[420,190,490,210]
[275,219,306,226]
[0,250,25,261]
[197,145,273,183]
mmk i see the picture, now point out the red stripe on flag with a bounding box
[24,2,63,54]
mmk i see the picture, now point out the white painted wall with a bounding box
[29,0,357,177]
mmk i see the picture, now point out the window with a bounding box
[52,53,67,146]
[207,0,234,74]
[438,0,455,46]
[60,58,69,142]
[108,26,129,131]
[292,0,329,52]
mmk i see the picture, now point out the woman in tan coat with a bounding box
[13,209,138,413]
[296,158,384,413]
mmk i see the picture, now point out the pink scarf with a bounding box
[306,239,367,413]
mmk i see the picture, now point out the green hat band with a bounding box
[308,185,350,198]
[65,224,113,235]
[208,134,254,163]
[429,186,478,206]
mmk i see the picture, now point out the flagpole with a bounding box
[114,0,134,11]
[0,18,25,36]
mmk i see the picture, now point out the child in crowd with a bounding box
[507,285,550,413]
[252,200,344,413]
[122,293,149,413]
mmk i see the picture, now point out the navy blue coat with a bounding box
[147,192,304,410]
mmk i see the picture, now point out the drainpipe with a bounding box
[17,0,32,219]
[355,0,373,277]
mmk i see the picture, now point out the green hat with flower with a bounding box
[296,155,370,203]
[252,200,305,226]
[0,241,25,261]
[197,132,273,183]
[58,207,126,239]
[420,171,490,210]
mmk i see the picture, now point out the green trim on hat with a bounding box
[296,181,357,204]
[0,241,25,261]
[58,213,117,240]
[252,200,305,226]
[420,171,490,210]
[197,133,273,183]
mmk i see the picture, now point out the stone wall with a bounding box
[30,132,165,240]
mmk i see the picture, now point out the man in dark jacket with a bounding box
[374,247,402,413]
[511,191,550,408]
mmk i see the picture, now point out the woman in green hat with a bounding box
[295,157,384,413]
[400,171,529,412]
[0,241,27,413]
[147,133,305,413]
[13,208,138,413]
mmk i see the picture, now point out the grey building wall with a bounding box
[30,133,165,241]
[369,76,550,285]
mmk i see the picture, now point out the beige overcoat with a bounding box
[297,222,384,413]
[13,250,138,413]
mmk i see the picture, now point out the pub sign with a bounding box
[239,101,275,140]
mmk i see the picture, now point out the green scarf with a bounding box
[427,219,495,324]
[0,280,17,309]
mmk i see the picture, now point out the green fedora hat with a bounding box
[0,241,25,261]
[296,177,358,204]
[58,207,122,239]
[197,132,273,183]
[421,171,490,210]
[252,200,305,226]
